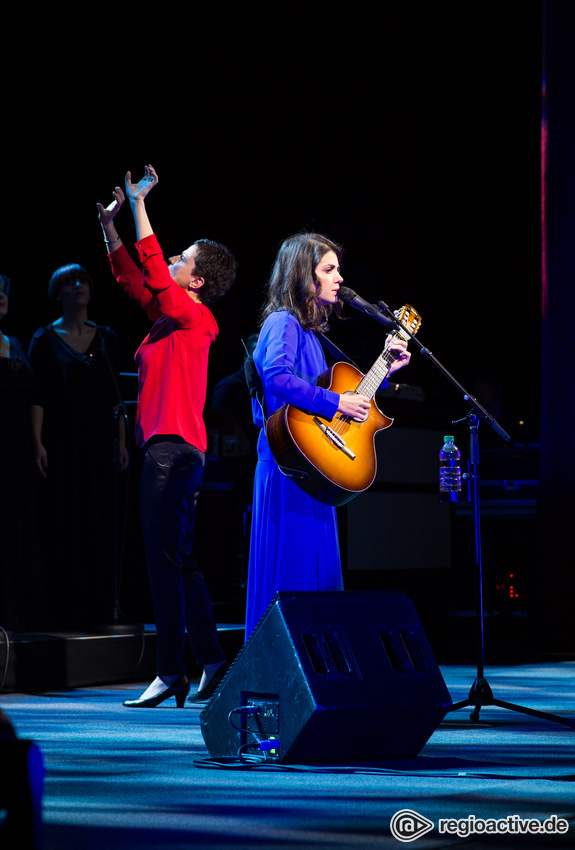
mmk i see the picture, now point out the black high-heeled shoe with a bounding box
[123,675,190,708]
[188,663,229,703]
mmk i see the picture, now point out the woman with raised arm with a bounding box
[97,165,237,706]
[245,233,411,637]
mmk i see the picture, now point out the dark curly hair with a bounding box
[48,264,93,303]
[260,233,343,332]
[193,239,237,306]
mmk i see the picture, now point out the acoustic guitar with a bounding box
[266,305,422,506]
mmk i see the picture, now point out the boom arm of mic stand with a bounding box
[371,301,511,442]
[414,340,511,444]
[375,300,402,332]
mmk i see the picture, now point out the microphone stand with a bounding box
[371,299,575,729]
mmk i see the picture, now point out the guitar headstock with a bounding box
[394,304,422,340]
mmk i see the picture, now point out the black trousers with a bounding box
[139,437,225,676]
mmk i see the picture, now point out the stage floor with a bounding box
[2,661,575,849]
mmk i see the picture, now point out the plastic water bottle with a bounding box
[439,435,461,501]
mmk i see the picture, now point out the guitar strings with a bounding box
[330,344,398,436]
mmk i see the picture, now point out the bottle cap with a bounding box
[444,435,454,442]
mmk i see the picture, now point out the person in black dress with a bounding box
[0,273,46,631]
[28,264,128,629]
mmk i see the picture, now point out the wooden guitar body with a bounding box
[266,361,393,507]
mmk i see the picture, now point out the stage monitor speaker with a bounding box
[200,590,452,764]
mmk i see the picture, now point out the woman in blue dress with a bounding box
[245,233,411,637]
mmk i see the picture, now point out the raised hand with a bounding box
[97,186,125,227]
[125,164,159,206]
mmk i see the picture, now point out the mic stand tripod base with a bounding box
[443,415,575,732]
[448,678,575,729]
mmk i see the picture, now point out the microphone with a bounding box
[338,287,398,330]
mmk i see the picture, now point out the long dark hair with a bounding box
[260,233,343,332]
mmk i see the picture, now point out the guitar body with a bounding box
[266,361,393,507]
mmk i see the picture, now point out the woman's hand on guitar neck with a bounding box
[337,392,371,422]
[387,337,411,375]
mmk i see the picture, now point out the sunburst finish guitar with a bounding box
[266,305,422,507]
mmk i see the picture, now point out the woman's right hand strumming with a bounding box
[337,392,371,422]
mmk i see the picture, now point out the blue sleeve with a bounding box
[255,312,339,421]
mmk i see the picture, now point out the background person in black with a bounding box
[28,264,128,630]
[0,273,47,631]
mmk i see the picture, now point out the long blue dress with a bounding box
[245,310,344,637]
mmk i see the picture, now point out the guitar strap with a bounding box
[315,332,360,370]
[244,354,268,424]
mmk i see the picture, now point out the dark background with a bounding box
[2,2,545,651]
[3,2,542,414]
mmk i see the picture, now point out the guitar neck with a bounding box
[353,305,420,401]
[355,341,399,399]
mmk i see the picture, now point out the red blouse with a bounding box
[109,234,218,452]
